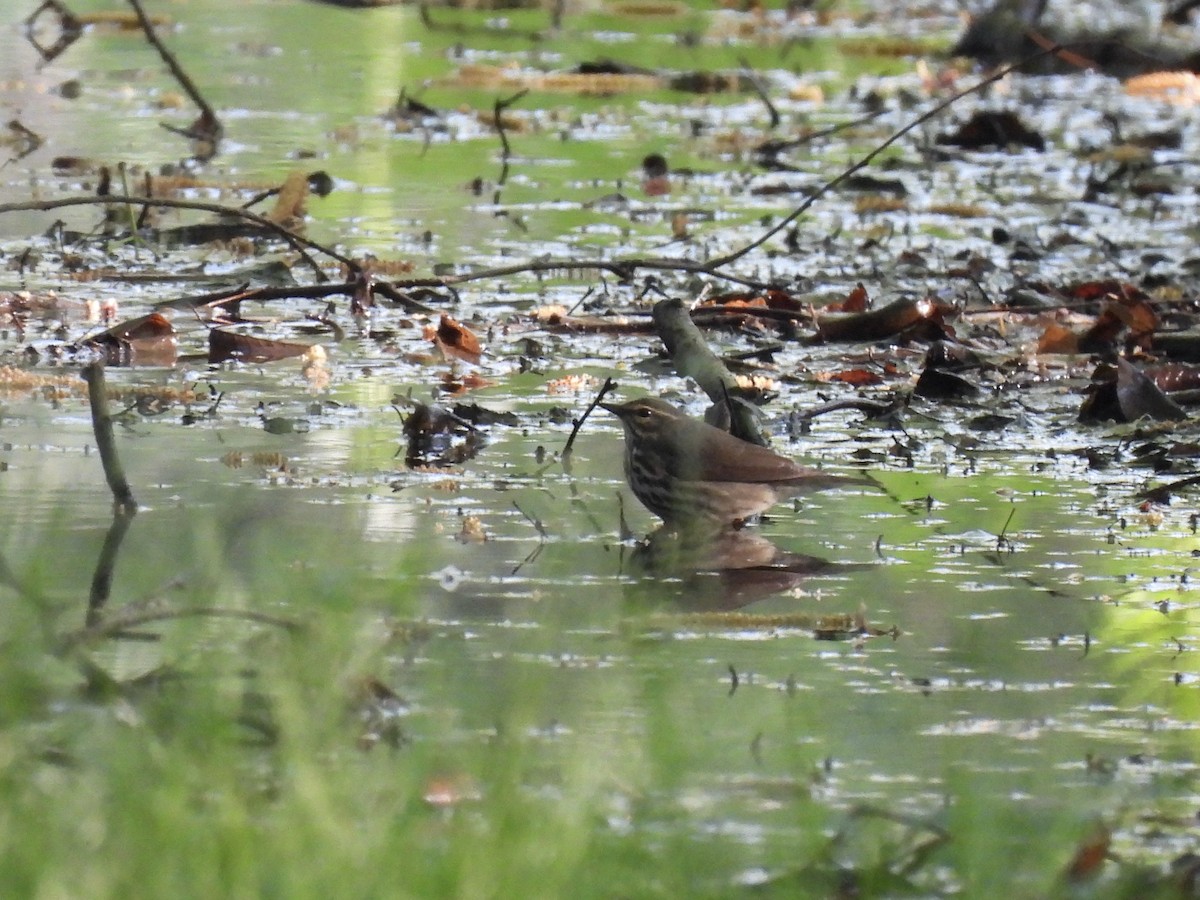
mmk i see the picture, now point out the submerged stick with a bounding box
[562,376,616,464]
[82,362,138,514]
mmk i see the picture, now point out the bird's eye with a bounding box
[637,408,653,418]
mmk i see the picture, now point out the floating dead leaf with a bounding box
[787,83,824,104]
[81,312,178,366]
[302,345,329,391]
[1064,279,1142,303]
[342,257,415,278]
[1064,823,1110,882]
[815,297,952,343]
[451,402,519,427]
[1075,294,1158,355]
[256,452,289,471]
[265,170,310,227]
[913,366,978,400]
[854,195,907,214]
[0,290,61,320]
[827,282,870,313]
[1037,322,1078,355]
[440,371,495,394]
[431,314,482,365]
[76,9,171,29]
[703,288,805,312]
[1124,71,1200,106]
[821,368,884,387]
[209,329,313,365]
[937,111,1045,151]
[155,91,187,111]
[0,366,79,398]
[401,400,486,467]
[456,516,488,543]
[928,201,986,217]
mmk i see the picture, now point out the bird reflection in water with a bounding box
[627,525,852,611]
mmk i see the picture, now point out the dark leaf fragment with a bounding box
[815,297,954,343]
[937,111,1045,151]
[209,329,313,365]
[79,312,178,366]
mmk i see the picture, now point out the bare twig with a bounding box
[739,56,779,129]
[563,376,617,462]
[709,45,1065,269]
[494,89,528,187]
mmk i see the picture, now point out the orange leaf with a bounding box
[434,314,482,365]
[1037,322,1079,354]
[1064,824,1110,882]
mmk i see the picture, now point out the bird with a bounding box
[601,396,869,529]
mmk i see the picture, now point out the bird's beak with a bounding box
[599,402,621,416]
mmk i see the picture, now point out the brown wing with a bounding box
[689,420,863,489]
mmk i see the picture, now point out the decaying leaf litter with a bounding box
[4,0,1200,887]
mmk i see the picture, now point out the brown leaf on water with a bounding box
[937,110,1045,151]
[1065,279,1142,303]
[440,371,495,394]
[913,366,978,400]
[815,297,953,342]
[820,368,884,386]
[265,171,310,226]
[1037,322,1079,354]
[826,282,870,313]
[81,312,178,366]
[1078,296,1158,354]
[432,314,482,365]
[209,329,312,364]
[702,288,804,312]
[1063,823,1110,882]
[1124,71,1200,106]
[456,516,488,543]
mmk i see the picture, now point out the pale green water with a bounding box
[2,0,1199,890]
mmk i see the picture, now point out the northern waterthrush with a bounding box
[602,396,867,528]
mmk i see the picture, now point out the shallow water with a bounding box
[2,0,1199,887]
